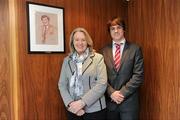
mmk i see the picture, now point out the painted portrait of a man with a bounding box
[36,12,58,45]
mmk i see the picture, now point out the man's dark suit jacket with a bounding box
[101,41,144,112]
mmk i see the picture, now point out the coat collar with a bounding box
[68,52,95,75]
[119,41,129,69]
[106,44,115,71]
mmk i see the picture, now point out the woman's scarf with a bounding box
[69,48,89,100]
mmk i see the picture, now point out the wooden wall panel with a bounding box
[15,0,127,119]
[127,0,180,119]
[0,0,12,120]
[3,0,180,119]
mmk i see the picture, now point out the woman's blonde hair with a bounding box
[69,27,94,53]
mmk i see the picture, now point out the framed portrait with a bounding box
[26,2,65,53]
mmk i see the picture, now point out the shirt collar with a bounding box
[113,38,126,46]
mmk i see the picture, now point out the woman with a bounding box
[58,27,107,120]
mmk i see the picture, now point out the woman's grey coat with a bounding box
[58,52,107,113]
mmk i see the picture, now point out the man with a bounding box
[101,17,144,120]
[40,15,57,44]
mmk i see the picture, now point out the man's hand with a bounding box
[110,91,124,104]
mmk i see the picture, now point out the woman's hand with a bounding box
[76,109,85,116]
[68,99,86,114]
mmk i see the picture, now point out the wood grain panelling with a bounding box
[3,0,180,119]
[0,0,12,120]
[127,0,180,119]
[14,0,127,119]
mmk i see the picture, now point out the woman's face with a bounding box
[73,31,88,55]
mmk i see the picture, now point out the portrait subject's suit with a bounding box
[101,41,144,119]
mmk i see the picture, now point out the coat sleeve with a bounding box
[107,83,116,96]
[120,47,144,98]
[58,58,74,107]
[100,48,116,97]
[81,55,107,107]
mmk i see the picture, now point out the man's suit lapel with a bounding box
[119,41,129,70]
[106,44,117,72]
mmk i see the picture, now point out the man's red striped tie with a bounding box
[114,43,121,71]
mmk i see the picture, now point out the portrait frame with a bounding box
[26,2,65,53]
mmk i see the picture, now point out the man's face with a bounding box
[41,17,49,26]
[110,25,124,42]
